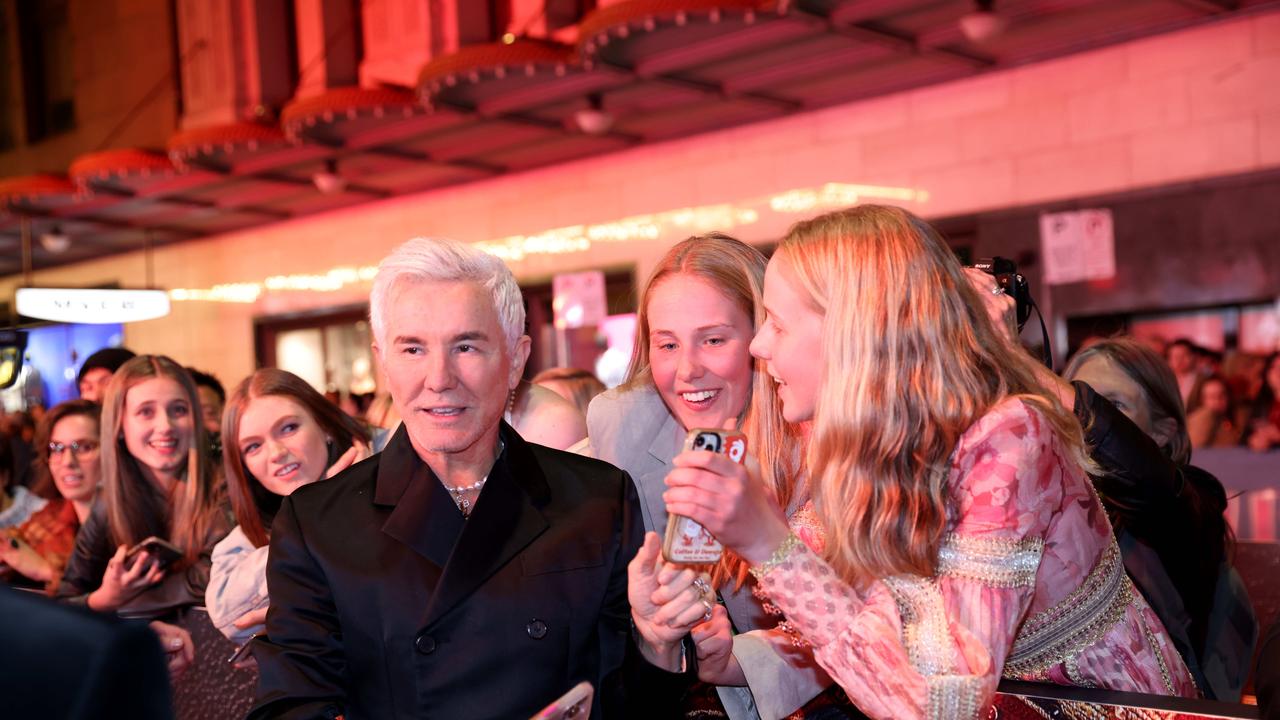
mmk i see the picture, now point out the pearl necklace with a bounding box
[446,477,487,517]
[442,439,504,517]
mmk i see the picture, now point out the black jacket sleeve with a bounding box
[600,471,695,719]
[1071,380,1229,654]
[1072,380,1184,531]
[247,495,348,720]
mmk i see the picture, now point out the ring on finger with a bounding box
[692,576,711,597]
[700,598,714,623]
[991,285,1005,295]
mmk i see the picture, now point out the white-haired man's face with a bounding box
[375,277,530,463]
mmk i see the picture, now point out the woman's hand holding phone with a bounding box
[663,447,790,565]
[88,544,167,611]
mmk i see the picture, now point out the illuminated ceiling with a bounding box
[2,0,1274,277]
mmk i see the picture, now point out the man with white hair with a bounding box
[249,238,694,719]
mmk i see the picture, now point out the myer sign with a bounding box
[16,288,171,324]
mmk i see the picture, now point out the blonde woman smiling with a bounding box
[659,206,1196,718]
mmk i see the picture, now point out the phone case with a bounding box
[126,536,184,566]
[661,429,747,564]
[529,680,593,720]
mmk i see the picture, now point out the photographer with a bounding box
[971,272,1254,701]
[1063,338,1255,701]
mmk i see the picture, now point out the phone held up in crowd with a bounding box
[662,428,748,564]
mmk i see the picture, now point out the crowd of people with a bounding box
[0,204,1278,720]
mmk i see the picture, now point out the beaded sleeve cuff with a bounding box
[749,532,804,580]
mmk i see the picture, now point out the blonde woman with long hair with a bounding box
[660,206,1196,718]
[57,355,228,620]
[594,234,855,719]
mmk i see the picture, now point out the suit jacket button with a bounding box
[526,619,548,640]
[415,634,436,654]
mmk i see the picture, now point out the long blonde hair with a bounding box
[100,355,224,568]
[627,233,802,589]
[778,206,1088,585]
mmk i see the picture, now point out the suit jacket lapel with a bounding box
[423,423,550,627]
[647,406,684,469]
[375,425,463,568]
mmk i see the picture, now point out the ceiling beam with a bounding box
[915,0,1104,50]
[630,17,818,78]
[4,206,203,239]
[828,0,937,26]
[592,56,803,113]
[85,180,298,219]
[787,8,995,68]
[1169,0,1239,12]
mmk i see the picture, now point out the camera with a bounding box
[971,257,1032,332]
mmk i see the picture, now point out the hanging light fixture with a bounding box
[959,0,1008,44]
[312,158,347,194]
[573,94,614,136]
[39,224,71,253]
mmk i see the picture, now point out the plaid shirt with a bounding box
[8,499,80,593]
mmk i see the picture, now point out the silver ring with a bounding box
[991,285,1005,295]
[700,598,714,622]
[692,576,711,596]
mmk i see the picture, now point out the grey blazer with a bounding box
[587,385,832,720]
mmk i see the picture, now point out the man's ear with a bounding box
[510,336,532,386]
[1150,415,1179,449]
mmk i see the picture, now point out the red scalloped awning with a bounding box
[0,174,77,202]
[280,87,419,136]
[167,121,287,161]
[417,40,577,90]
[68,149,175,185]
[578,0,775,44]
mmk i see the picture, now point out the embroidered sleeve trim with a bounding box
[1003,540,1131,680]
[884,576,954,676]
[884,576,986,720]
[937,533,1044,589]
[926,674,985,720]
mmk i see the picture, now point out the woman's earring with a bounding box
[325,437,333,446]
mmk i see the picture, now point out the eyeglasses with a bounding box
[48,440,100,461]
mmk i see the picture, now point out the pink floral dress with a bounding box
[752,398,1197,720]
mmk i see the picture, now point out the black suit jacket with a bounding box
[0,586,173,719]
[250,422,688,720]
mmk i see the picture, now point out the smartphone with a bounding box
[529,681,593,720]
[325,435,355,468]
[661,429,748,564]
[226,632,262,665]
[124,536,184,568]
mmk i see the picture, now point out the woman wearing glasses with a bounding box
[1,400,102,591]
